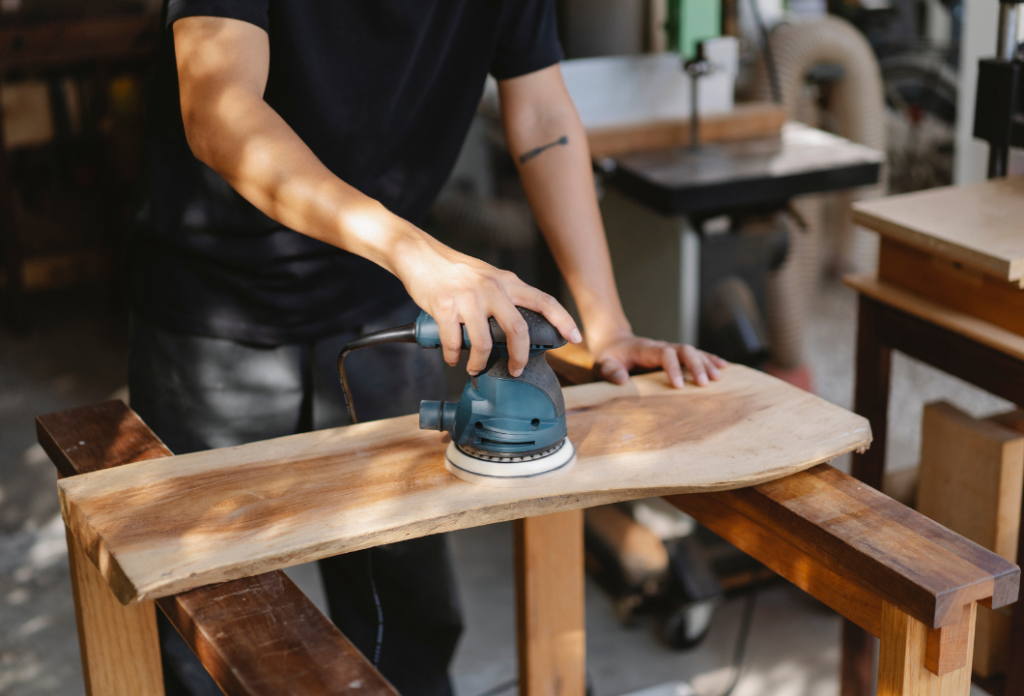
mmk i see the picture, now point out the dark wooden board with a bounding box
[38,401,396,696]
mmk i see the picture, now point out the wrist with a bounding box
[580,311,632,352]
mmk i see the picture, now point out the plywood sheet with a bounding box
[58,366,871,604]
[852,177,1024,282]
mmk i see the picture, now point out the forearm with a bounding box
[175,18,434,280]
[184,90,436,277]
[500,72,631,346]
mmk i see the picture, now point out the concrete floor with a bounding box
[0,277,1012,696]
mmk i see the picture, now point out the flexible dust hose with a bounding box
[752,16,887,368]
[336,324,417,425]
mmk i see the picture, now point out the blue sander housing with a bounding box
[338,307,577,486]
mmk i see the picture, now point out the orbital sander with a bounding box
[338,307,576,487]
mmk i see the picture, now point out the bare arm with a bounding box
[499,65,725,386]
[173,16,580,376]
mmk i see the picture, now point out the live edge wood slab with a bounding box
[55,364,870,606]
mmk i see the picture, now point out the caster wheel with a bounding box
[661,599,716,650]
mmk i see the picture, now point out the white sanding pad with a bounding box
[445,439,577,488]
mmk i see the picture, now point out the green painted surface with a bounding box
[666,0,722,59]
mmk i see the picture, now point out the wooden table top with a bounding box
[56,365,870,605]
[852,177,1024,283]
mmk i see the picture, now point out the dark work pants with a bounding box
[128,302,463,696]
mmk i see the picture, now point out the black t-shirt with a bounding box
[134,0,562,345]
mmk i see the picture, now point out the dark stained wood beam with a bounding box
[38,401,397,696]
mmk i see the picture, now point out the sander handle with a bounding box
[414,307,567,351]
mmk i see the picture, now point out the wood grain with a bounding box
[38,401,397,696]
[673,465,1019,630]
[878,239,1024,339]
[587,103,787,159]
[157,573,397,696]
[65,526,164,696]
[879,601,976,696]
[844,274,1024,363]
[515,510,586,696]
[917,402,1024,562]
[57,366,871,604]
[851,177,1024,282]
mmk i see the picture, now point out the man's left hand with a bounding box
[590,334,727,389]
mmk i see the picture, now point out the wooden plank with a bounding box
[674,465,1019,630]
[917,402,1024,562]
[844,274,1024,363]
[515,510,586,696]
[65,526,164,696]
[38,402,397,696]
[916,403,1024,679]
[879,600,976,696]
[667,484,885,637]
[157,573,396,696]
[587,103,787,159]
[878,239,1024,339]
[851,177,1024,282]
[56,366,872,604]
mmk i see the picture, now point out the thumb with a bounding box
[599,356,629,385]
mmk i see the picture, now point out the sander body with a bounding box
[338,307,577,486]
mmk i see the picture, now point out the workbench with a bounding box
[599,121,883,346]
[843,176,1024,696]
[39,347,1018,696]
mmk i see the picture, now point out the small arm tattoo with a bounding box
[518,135,568,164]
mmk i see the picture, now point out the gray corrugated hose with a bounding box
[753,15,887,368]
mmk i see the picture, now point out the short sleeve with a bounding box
[490,0,563,81]
[166,0,270,33]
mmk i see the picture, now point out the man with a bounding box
[132,1,726,694]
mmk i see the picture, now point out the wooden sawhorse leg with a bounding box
[65,526,164,695]
[880,602,976,696]
[515,509,586,696]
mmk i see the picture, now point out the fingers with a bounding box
[511,286,582,345]
[679,345,709,386]
[463,309,493,376]
[660,346,686,388]
[436,305,465,368]
[599,356,629,385]
[491,301,530,376]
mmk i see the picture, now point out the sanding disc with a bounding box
[445,438,577,488]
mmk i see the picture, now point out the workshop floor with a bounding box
[0,277,1011,696]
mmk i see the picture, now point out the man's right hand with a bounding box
[174,16,580,377]
[389,231,582,377]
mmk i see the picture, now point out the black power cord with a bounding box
[336,322,418,668]
[718,588,758,696]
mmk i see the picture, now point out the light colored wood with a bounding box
[915,401,1024,679]
[878,600,976,696]
[851,177,1024,282]
[926,604,974,675]
[878,239,1024,339]
[587,103,788,159]
[843,274,1024,363]
[515,510,586,696]
[58,366,871,605]
[65,527,163,696]
[917,402,1024,562]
